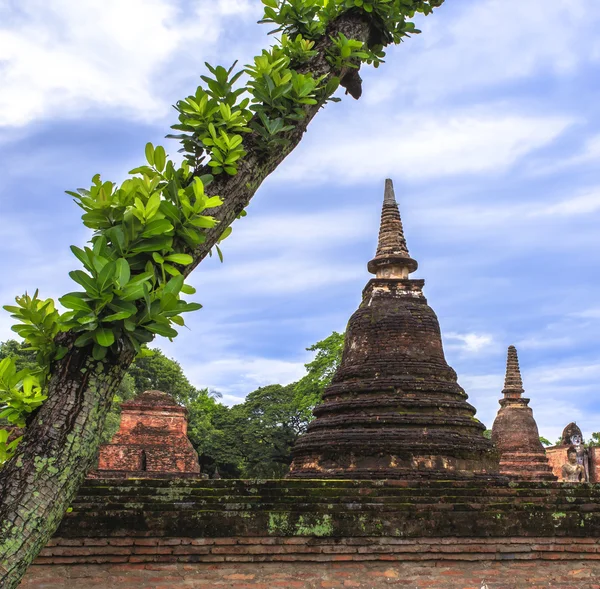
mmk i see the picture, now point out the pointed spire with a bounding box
[367,179,418,276]
[383,177,396,205]
[502,345,524,399]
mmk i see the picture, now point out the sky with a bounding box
[1,0,600,443]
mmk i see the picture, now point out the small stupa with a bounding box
[289,180,500,479]
[94,390,200,477]
[491,346,556,481]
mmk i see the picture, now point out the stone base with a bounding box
[499,452,557,481]
[21,560,600,589]
[21,478,600,588]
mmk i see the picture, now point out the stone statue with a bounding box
[561,447,585,482]
[560,423,589,481]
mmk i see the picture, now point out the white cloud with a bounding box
[536,189,600,217]
[0,0,258,128]
[225,208,375,253]
[572,308,600,319]
[528,134,600,176]
[194,257,362,296]
[445,332,493,353]
[279,109,572,184]
[185,356,307,403]
[365,0,600,105]
[516,336,573,350]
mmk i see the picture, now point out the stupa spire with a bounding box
[502,345,524,398]
[491,346,556,481]
[367,179,418,277]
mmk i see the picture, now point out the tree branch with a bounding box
[0,11,371,588]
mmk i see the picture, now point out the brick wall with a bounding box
[30,536,600,565]
[19,478,600,588]
[21,560,600,589]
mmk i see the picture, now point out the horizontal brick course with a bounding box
[21,561,600,588]
[34,535,600,565]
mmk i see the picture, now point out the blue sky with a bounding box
[1,0,600,443]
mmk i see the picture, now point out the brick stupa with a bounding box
[491,346,556,481]
[95,390,200,477]
[289,180,500,479]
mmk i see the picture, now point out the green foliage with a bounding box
[294,331,344,416]
[127,348,200,405]
[3,291,65,385]
[0,429,21,466]
[0,358,46,427]
[326,32,370,70]
[170,62,252,172]
[59,159,211,359]
[539,436,552,447]
[101,373,137,443]
[588,432,600,447]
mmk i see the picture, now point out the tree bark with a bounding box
[0,12,371,588]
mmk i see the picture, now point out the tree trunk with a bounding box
[0,12,371,588]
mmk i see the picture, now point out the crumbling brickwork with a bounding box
[93,390,200,477]
[491,346,555,481]
[289,180,499,480]
[21,478,600,588]
[21,561,600,589]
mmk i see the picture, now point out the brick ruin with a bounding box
[289,179,500,480]
[491,345,556,481]
[91,390,200,478]
[20,179,600,588]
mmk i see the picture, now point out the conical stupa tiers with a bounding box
[502,345,524,399]
[288,180,500,480]
[491,346,556,481]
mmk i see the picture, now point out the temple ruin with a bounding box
[289,179,500,479]
[491,345,556,480]
[92,390,200,478]
[20,180,600,589]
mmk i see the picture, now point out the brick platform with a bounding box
[21,561,600,588]
[20,479,600,587]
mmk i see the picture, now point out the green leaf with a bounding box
[189,216,217,228]
[170,315,185,327]
[59,293,92,312]
[115,259,131,288]
[96,261,116,292]
[142,219,173,237]
[145,192,161,220]
[74,331,95,347]
[178,301,203,313]
[145,142,155,166]
[130,236,173,253]
[152,252,165,264]
[154,145,166,172]
[92,343,107,360]
[164,253,193,266]
[69,270,99,296]
[181,284,197,295]
[103,299,137,321]
[70,246,93,272]
[144,322,178,338]
[163,275,184,297]
[94,328,115,347]
[163,264,180,277]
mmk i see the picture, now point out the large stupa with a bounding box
[289,180,500,479]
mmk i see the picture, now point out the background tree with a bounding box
[0,2,445,585]
[294,330,344,418]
